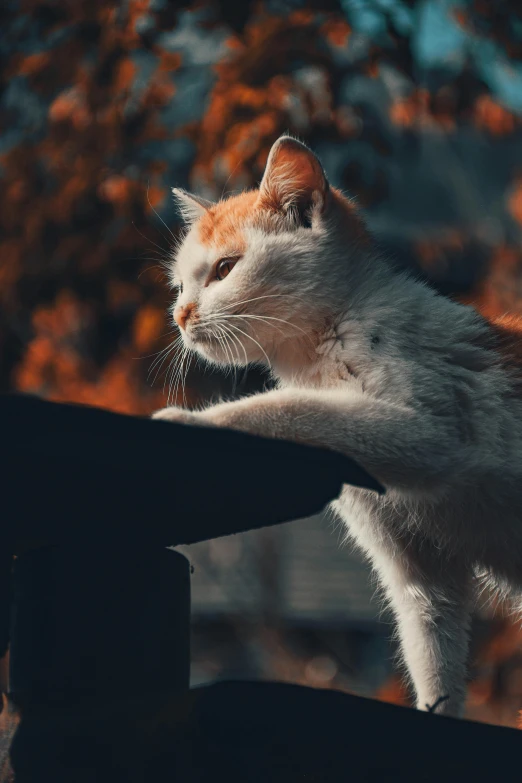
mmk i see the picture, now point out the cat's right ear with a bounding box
[172,188,214,224]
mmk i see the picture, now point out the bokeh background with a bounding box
[2,0,522,728]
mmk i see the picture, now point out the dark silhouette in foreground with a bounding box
[0,395,519,781]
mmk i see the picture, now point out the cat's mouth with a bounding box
[188,323,228,347]
[185,325,227,350]
[185,322,253,366]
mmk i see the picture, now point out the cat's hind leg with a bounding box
[373,542,473,717]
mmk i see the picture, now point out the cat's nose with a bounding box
[174,302,197,330]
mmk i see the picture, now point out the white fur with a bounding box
[172,188,214,224]
[154,137,522,718]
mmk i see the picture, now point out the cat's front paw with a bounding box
[152,406,200,426]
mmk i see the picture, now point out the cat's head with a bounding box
[168,135,369,370]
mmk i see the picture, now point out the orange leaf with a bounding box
[133,305,165,352]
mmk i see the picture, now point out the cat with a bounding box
[153,133,522,718]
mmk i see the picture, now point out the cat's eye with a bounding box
[216,258,239,281]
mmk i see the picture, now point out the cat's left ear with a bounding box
[256,136,329,226]
[172,188,214,224]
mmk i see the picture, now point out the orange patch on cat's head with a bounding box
[194,178,369,251]
[197,190,260,250]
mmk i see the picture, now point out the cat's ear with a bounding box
[257,136,329,225]
[172,188,214,223]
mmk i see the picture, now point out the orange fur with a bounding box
[174,301,198,330]
[196,184,369,253]
[196,136,369,251]
[197,191,259,250]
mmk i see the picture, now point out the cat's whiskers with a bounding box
[213,323,242,392]
[146,182,177,242]
[154,307,302,401]
[217,321,249,367]
[163,351,177,398]
[173,345,190,407]
[150,348,177,388]
[212,323,237,375]
[137,265,167,283]
[197,314,284,344]
[196,310,313,368]
[219,320,272,368]
[166,342,188,405]
[164,345,181,399]
[147,335,183,386]
[210,293,307,317]
[202,296,314,348]
[180,346,190,406]
[199,311,289,336]
[131,221,169,257]
[220,313,312,345]
[137,330,179,362]
[221,313,287,337]
[213,324,236,367]
[195,315,258,364]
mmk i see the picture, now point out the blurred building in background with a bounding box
[181,513,392,694]
[2,0,522,727]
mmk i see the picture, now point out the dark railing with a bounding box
[0,394,520,782]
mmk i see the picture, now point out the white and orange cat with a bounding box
[153,134,522,718]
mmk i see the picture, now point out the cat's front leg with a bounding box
[152,406,206,426]
[152,392,285,435]
[152,398,291,437]
[154,386,466,492]
[187,387,466,491]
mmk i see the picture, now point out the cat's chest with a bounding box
[315,334,355,382]
[277,330,365,390]
[281,355,360,390]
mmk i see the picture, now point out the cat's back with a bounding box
[477,311,522,443]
